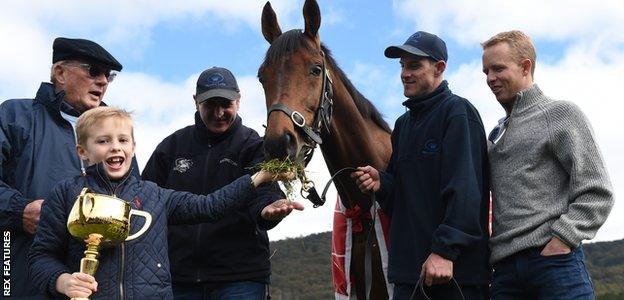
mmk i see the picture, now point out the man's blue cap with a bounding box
[384,31,448,62]
[53,37,122,71]
[196,67,240,103]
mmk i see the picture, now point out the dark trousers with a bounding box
[393,282,489,300]
[491,246,594,300]
[172,281,267,300]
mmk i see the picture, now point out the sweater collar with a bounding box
[402,80,450,115]
[193,112,242,144]
[510,84,546,116]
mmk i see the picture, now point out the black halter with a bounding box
[266,51,334,207]
[266,51,334,166]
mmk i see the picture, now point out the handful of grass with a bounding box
[257,158,309,200]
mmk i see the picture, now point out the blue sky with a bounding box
[1,0,623,241]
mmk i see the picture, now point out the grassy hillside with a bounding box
[269,232,624,299]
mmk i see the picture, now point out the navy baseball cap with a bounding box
[384,31,448,62]
[53,37,122,71]
[196,67,240,103]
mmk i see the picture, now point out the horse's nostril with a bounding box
[285,132,298,159]
[284,132,294,144]
[264,132,298,160]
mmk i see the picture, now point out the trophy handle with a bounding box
[77,188,91,223]
[126,209,152,241]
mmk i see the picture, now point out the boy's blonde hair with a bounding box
[76,106,134,146]
[481,30,537,76]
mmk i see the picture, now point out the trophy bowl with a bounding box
[66,188,151,299]
[67,188,151,246]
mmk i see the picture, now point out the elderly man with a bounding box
[352,31,490,300]
[142,66,298,300]
[0,37,137,298]
[482,30,614,299]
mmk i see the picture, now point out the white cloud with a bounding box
[393,0,624,46]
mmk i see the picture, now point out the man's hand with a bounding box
[56,272,98,298]
[421,253,453,286]
[23,199,44,234]
[350,166,380,194]
[261,199,305,221]
[540,236,571,256]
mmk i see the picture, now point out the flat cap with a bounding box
[53,37,123,71]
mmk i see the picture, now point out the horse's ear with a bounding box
[303,0,321,45]
[261,2,282,44]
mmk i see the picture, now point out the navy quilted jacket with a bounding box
[1,82,139,299]
[28,163,257,299]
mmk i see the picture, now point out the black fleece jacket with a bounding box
[142,113,284,284]
[377,81,491,285]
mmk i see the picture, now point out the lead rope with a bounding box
[316,166,378,300]
[409,275,465,300]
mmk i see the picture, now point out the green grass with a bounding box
[256,158,309,200]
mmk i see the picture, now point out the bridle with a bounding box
[266,50,334,207]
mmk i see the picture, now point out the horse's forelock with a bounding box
[262,30,314,67]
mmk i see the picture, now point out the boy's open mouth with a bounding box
[106,156,125,170]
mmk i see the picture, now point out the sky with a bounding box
[1,0,623,242]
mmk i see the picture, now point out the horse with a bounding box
[258,0,393,298]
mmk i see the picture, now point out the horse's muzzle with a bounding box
[264,132,299,161]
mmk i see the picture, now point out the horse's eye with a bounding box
[310,65,322,76]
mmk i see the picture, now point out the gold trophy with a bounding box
[67,188,152,299]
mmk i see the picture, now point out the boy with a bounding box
[28,107,302,299]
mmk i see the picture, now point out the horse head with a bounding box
[259,0,330,164]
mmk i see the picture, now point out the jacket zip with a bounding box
[196,145,212,282]
[119,243,125,300]
[95,165,133,196]
[95,165,133,299]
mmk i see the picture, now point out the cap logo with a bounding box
[207,73,225,87]
[408,32,421,42]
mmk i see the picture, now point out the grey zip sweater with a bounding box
[488,84,614,264]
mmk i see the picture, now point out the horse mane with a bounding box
[260,29,391,133]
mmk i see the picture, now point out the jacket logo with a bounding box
[173,158,193,173]
[422,139,440,154]
[219,158,238,167]
[133,196,142,209]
